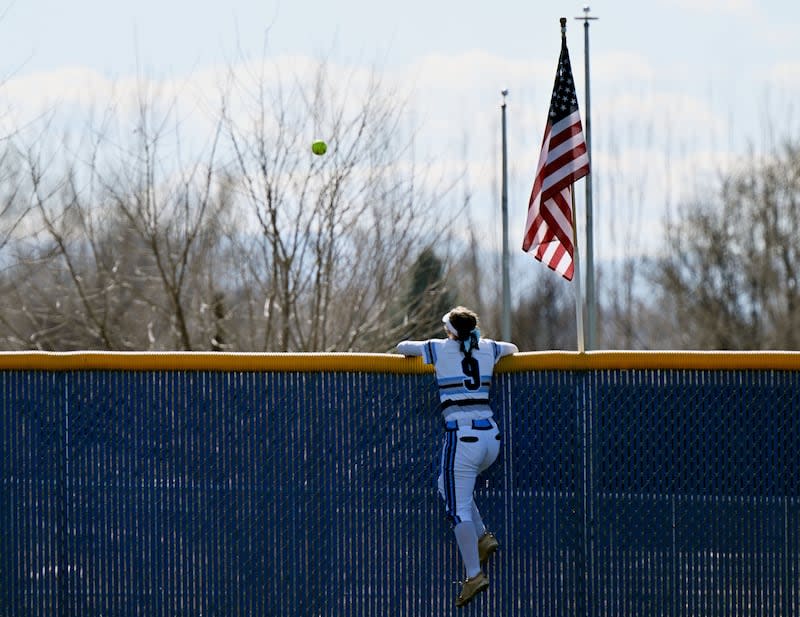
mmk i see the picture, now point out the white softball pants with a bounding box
[437,417,501,525]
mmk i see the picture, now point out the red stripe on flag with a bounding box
[541,143,588,181]
[548,119,583,149]
[540,159,590,202]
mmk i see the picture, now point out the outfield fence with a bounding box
[1,351,800,616]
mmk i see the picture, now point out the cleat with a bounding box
[478,531,499,565]
[455,571,489,607]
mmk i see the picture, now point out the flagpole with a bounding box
[522,17,590,352]
[571,189,586,353]
[559,17,586,353]
[500,89,511,342]
[575,7,598,349]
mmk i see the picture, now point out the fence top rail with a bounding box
[0,350,798,373]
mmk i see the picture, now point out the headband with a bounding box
[442,312,459,336]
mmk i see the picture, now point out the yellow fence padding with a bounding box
[0,350,798,372]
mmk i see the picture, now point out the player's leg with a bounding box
[471,502,486,537]
[438,428,482,572]
[449,430,486,576]
[477,421,501,473]
[449,429,491,606]
[474,424,502,564]
[471,501,499,564]
[453,519,480,576]
[438,424,497,605]
[470,436,498,538]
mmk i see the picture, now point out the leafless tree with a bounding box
[0,59,468,352]
[0,85,231,350]
[221,60,457,351]
[96,89,227,350]
[0,146,31,252]
[591,111,656,349]
[652,141,800,349]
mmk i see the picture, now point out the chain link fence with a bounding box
[1,356,799,616]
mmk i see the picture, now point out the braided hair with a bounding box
[446,306,481,358]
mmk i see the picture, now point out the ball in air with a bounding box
[311,140,327,155]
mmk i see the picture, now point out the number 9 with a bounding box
[461,357,481,391]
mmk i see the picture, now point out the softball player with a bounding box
[397,306,518,607]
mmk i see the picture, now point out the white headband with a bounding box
[442,312,459,336]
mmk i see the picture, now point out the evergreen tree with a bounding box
[398,247,455,340]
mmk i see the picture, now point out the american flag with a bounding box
[522,34,590,281]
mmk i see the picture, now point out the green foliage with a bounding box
[397,247,455,340]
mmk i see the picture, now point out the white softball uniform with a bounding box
[397,337,517,524]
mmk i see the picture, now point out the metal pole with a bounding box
[571,189,585,354]
[559,17,585,353]
[575,6,598,349]
[500,89,511,341]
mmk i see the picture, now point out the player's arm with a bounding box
[396,340,426,356]
[498,341,519,356]
[397,339,441,365]
[491,340,519,361]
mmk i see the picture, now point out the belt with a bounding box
[444,418,493,431]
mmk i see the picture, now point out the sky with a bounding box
[2,0,800,283]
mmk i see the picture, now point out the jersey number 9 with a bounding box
[461,357,481,391]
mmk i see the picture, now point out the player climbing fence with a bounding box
[1,351,799,616]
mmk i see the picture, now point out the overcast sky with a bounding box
[2,0,799,271]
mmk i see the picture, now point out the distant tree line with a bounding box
[0,64,463,352]
[1,61,798,351]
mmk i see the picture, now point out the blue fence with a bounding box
[1,353,800,616]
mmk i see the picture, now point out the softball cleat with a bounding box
[478,531,499,565]
[455,571,489,607]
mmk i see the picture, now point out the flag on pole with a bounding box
[522,30,590,281]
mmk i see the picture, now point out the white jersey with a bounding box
[397,337,518,421]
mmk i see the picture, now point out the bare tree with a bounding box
[222,60,457,351]
[0,83,231,350]
[591,111,656,349]
[0,58,462,351]
[0,146,31,252]
[93,88,228,350]
[652,141,800,349]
